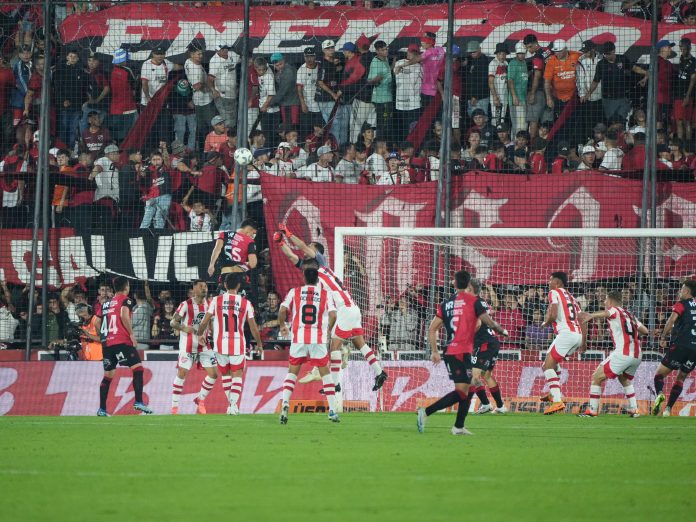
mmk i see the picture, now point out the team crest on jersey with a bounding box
[193,312,205,326]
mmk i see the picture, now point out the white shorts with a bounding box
[548,332,583,362]
[452,95,460,129]
[289,343,329,366]
[177,350,217,370]
[216,353,246,372]
[332,305,364,340]
[601,352,641,379]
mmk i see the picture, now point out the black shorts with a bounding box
[661,344,696,374]
[473,340,500,371]
[444,353,473,384]
[102,344,141,371]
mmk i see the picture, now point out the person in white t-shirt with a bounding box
[488,43,509,127]
[208,43,238,129]
[254,57,281,148]
[366,138,388,183]
[140,47,181,106]
[599,130,624,171]
[181,187,215,232]
[296,47,322,139]
[394,44,422,142]
[268,142,296,177]
[334,143,360,184]
[185,45,217,152]
[301,145,334,182]
[89,144,120,202]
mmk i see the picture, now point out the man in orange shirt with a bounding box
[204,115,228,152]
[544,39,581,143]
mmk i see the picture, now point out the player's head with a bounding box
[549,271,568,289]
[680,279,696,299]
[303,268,319,285]
[454,270,471,291]
[224,272,243,292]
[192,279,208,298]
[113,276,129,294]
[606,290,623,308]
[240,218,258,237]
[300,257,320,270]
[468,278,482,296]
[309,242,325,256]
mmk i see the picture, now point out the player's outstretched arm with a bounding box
[578,310,610,323]
[427,316,443,364]
[277,236,300,266]
[480,313,509,337]
[197,313,213,337]
[659,312,680,348]
[637,324,649,336]
[247,253,258,270]
[208,239,224,276]
[279,223,315,258]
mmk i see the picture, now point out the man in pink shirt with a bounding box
[395,32,444,108]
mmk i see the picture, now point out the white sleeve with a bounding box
[207,298,216,315]
[208,56,221,78]
[245,299,255,319]
[184,60,195,83]
[140,61,152,82]
[549,290,560,305]
[281,289,294,311]
[488,60,497,76]
[326,292,337,313]
[175,301,187,319]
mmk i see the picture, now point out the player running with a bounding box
[97,276,153,416]
[275,223,388,393]
[578,291,648,417]
[419,270,508,435]
[468,279,507,414]
[540,271,586,415]
[278,267,339,424]
[207,218,258,278]
[652,280,696,417]
[170,279,217,415]
[197,273,263,415]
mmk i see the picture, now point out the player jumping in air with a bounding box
[170,280,217,415]
[207,218,258,294]
[652,280,696,417]
[540,271,587,415]
[278,267,339,424]
[198,273,264,415]
[275,223,388,393]
[419,270,508,435]
[578,291,648,417]
[98,277,153,416]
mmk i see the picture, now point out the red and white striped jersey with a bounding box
[281,284,336,344]
[317,265,355,308]
[606,306,642,358]
[548,288,581,335]
[207,293,254,356]
[175,298,211,353]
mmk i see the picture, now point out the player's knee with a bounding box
[177,368,188,379]
[208,369,218,379]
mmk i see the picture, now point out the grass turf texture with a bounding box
[1,413,694,522]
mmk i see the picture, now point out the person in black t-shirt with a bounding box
[673,38,696,141]
[316,40,350,146]
[462,41,490,119]
[139,150,173,229]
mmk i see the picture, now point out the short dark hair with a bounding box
[683,279,696,297]
[113,276,129,292]
[454,270,471,290]
[607,290,623,304]
[301,258,320,270]
[469,278,482,294]
[224,272,243,290]
[241,218,258,230]
[551,271,568,287]
[355,142,367,154]
[304,267,319,284]
[192,279,206,286]
[310,242,325,255]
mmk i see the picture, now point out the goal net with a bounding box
[333,227,696,415]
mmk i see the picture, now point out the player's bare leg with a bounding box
[131,363,153,414]
[664,369,688,417]
[194,366,218,415]
[280,364,302,424]
[221,369,233,413]
[618,374,639,417]
[171,366,188,414]
[98,369,116,416]
[651,363,672,415]
[483,371,506,412]
[348,335,388,390]
[542,353,565,415]
[579,366,606,417]
[227,369,244,415]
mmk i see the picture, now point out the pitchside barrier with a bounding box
[1,361,694,416]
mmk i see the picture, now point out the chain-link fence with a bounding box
[0,0,692,360]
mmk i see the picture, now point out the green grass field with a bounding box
[1,413,694,522]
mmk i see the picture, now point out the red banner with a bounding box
[1,360,694,415]
[60,3,695,62]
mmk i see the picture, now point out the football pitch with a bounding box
[1,413,694,522]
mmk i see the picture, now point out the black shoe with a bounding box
[335,383,341,393]
[372,371,388,391]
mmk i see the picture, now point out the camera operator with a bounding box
[75,303,103,361]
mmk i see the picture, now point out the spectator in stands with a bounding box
[393,44,422,142]
[624,131,646,171]
[270,53,300,127]
[181,186,216,232]
[259,290,281,342]
[20,54,43,148]
[10,45,32,134]
[368,40,393,146]
[218,128,237,171]
[529,138,548,174]
[383,297,419,351]
[551,142,572,173]
[463,130,481,161]
[317,40,350,145]
[525,308,552,349]
[249,129,266,153]
[508,41,528,137]
[335,143,360,183]
[599,129,624,170]
[208,43,237,129]
[576,40,603,141]
[669,138,689,169]
[437,44,463,143]
[109,49,138,142]
[341,42,371,144]
[151,299,176,344]
[255,57,281,149]
[544,40,581,142]
[140,150,173,229]
[495,292,524,341]
[132,282,155,349]
[80,111,111,161]
[301,144,334,182]
[366,137,388,182]
[267,142,295,178]
[657,40,677,129]
[460,40,489,119]
[90,144,120,204]
[54,49,88,149]
[512,147,529,173]
[468,108,496,148]
[46,294,70,344]
[0,55,13,153]
[523,34,551,139]
[141,47,180,108]
[577,145,596,170]
[622,0,654,19]
[488,43,509,127]
[0,280,18,343]
[204,115,227,153]
[80,52,110,135]
[674,38,696,141]
[296,47,321,138]
[185,45,217,152]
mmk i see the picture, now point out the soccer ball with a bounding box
[234,147,253,166]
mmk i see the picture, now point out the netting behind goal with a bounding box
[335,228,696,415]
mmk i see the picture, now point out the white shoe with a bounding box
[451,426,473,436]
[416,407,427,433]
[328,410,340,423]
[662,406,672,417]
[493,405,508,414]
[299,367,322,384]
[226,405,239,415]
[280,402,289,424]
[477,403,493,414]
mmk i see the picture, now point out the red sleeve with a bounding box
[551,158,564,174]
[217,231,224,241]
[340,60,365,86]
[673,301,685,316]
[531,154,547,174]
[532,55,544,71]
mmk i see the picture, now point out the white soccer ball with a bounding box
[234,147,253,166]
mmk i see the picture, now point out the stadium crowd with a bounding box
[0,1,690,351]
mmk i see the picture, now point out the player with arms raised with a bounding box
[207,218,258,279]
[419,270,508,435]
[97,276,153,416]
[198,273,263,415]
[578,290,648,417]
[170,279,217,415]
[540,271,586,415]
[652,280,696,416]
[278,267,339,424]
[275,223,388,393]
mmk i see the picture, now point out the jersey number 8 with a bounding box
[301,304,317,325]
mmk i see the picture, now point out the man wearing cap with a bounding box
[463,40,490,118]
[297,47,322,138]
[378,151,410,185]
[674,38,696,141]
[254,57,281,148]
[208,44,238,129]
[340,42,375,144]
[437,44,463,142]
[54,50,89,149]
[551,142,572,174]
[523,34,552,139]
[576,40,603,140]
[368,41,394,145]
[204,115,228,153]
[169,76,196,152]
[488,43,509,127]
[544,40,581,116]
[395,32,444,109]
[581,41,647,122]
[507,41,528,137]
[393,44,422,142]
[577,145,596,170]
[185,45,217,152]
[80,53,110,135]
[316,40,349,145]
[270,53,300,127]
[495,122,513,148]
[141,47,181,107]
[109,49,138,142]
[267,142,296,178]
[302,144,335,182]
[90,145,121,204]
